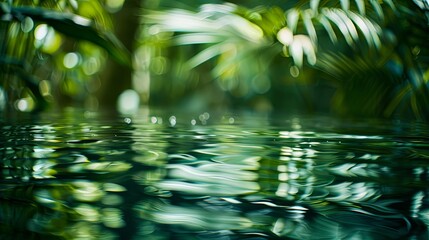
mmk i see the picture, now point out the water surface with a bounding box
[1,110,429,239]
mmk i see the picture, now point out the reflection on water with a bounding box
[1,111,429,239]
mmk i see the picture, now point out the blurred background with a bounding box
[0,0,428,119]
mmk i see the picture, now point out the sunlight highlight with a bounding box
[117,89,140,114]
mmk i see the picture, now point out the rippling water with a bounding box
[1,110,429,239]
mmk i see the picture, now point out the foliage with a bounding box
[142,0,429,119]
[0,0,130,112]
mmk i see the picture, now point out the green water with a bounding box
[1,110,429,239]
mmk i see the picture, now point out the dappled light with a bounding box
[139,0,429,118]
[2,112,429,239]
[117,89,140,114]
[2,0,427,117]
[1,0,429,239]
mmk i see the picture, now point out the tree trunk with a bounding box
[96,0,141,109]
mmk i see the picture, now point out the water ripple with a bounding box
[1,112,429,239]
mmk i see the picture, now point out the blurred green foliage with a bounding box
[0,0,428,120]
[0,0,130,112]
[140,0,429,119]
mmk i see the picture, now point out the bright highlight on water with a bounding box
[1,112,428,239]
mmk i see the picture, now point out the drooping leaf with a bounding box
[354,0,366,15]
[302,9,318,44]
[174,33,225,45]
[369,0,384,20]
[310,0,320,13]
[277,27,294,46]
[290,37,304,67]
[348,11,380,49]
[340,0,350,12]
[383,0,396,12]
[319,15,338,43]
[323,8,359,47]
[186,43,228,68]
[286,9,300,32]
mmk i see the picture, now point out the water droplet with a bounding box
[124,117,132,124]
[151,117,157,124]
[203,112,210,120]
[199,112,210,122]
[169,116,176,127]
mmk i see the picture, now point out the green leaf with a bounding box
[277,27,294,45]
[323,8,358,47]
[383,0,396,12]
[319,15,338,43]
[348,11,380,49]
[7,6,131,67]
[354,0,366,15]
[186,43,228,68]
[174,33,225,45]
[310,0,320,13]
[362,17,382,48]
[290,38,304,67]
[286,9,300,32]
[369,0,384,20]
[340,0,350,11]
[303,9,317,45]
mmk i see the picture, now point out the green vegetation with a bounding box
[143,0,429,118]
[1,0,428,119]
[0,0,130,111]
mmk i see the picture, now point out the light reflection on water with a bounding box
[1,111,429,239]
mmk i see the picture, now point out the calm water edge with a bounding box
[1,109,429,239]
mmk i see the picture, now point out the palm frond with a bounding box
[144,2,388,68]
[315,51,403,117]
[277,3,386,67]
[144,5,272,83]
[143,1,429,118]
[299,0,396,18]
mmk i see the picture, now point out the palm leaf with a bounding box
[355,0,366,15]
[320,8,360,47]
[187,43,230,69]
[340,0,350,12]
[276,4,384,66]
[315,52,401,116]
[299,0,396,18]
[143,1,429,118]
[144,6,268,68]
[302,9,318,44]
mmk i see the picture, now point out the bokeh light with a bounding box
[117,89,140,114]
[63,52,80,69]
[15,97,35,112]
